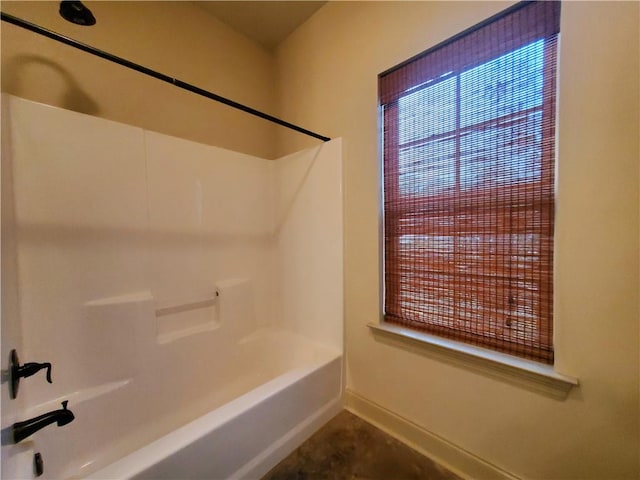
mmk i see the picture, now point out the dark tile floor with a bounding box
[262,410,462,480]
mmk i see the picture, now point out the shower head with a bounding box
[59,1,96,26]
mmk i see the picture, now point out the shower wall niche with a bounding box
[1,94,343,479]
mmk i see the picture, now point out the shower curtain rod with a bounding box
[1,12,331,143]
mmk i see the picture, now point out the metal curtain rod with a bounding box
[1,12,331,142]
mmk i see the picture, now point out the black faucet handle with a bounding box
[61,400,68,410]
[20,362,53,383]
[9,350,53,399]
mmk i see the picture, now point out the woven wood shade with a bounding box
[381,1,560,364]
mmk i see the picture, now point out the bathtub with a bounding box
[18,326,341,480]
[83,329,343,480]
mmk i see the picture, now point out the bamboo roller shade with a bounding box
[380,1,560,364]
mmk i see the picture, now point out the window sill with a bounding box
[368,322,578,399]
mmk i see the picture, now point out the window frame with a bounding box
[375,2,575,386]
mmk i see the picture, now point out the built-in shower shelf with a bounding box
[155,291,221,344]
[84,289,221,344]
[157,323,221,345]
[84,291,154,307]
[155,294,218,317]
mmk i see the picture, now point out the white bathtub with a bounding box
[83,330,342,480]
[21,328,341,480]
[89,354,341,478]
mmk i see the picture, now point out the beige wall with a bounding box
[276,2,639,479]
[1,1,277,158]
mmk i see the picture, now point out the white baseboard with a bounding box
[344,389,518,480]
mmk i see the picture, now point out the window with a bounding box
[380,1,560,364]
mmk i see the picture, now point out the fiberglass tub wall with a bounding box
[2,94,343,479]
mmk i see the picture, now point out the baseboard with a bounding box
[344,389,519,480]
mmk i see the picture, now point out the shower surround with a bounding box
[1,94,343,479]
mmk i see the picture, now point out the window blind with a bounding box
[380,1,560,364]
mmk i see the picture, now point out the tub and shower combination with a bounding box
[2,83,343,478]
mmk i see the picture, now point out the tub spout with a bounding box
[12,400,75,444]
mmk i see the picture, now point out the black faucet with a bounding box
[12,401,75,444]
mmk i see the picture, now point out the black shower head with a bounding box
[59,1,96,26]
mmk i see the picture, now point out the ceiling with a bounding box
[196,1,327,51]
